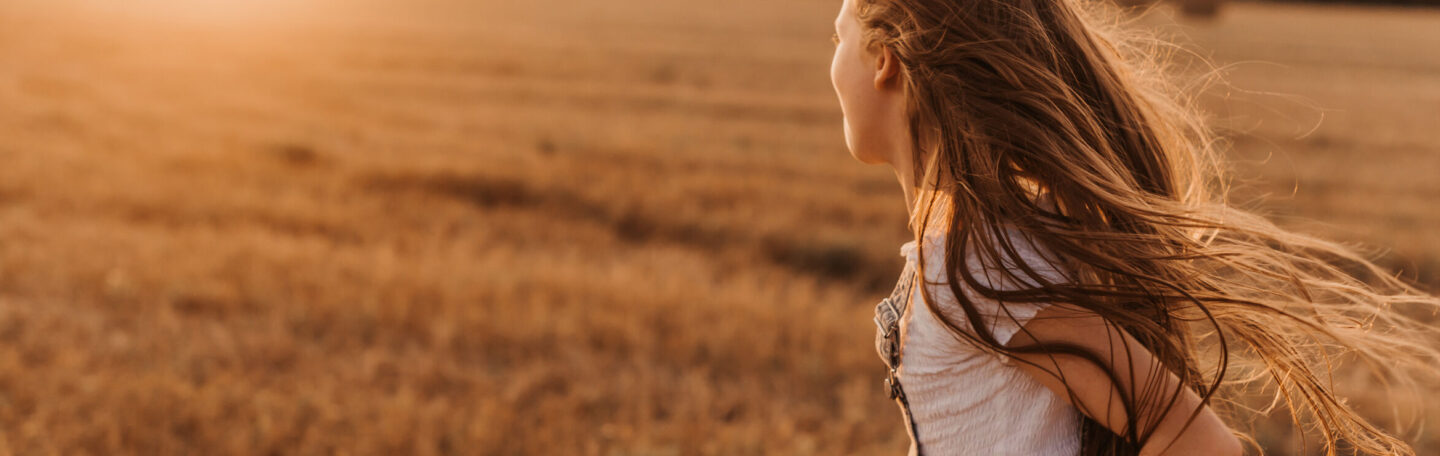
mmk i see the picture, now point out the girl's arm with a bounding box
[1005,304,1245,456]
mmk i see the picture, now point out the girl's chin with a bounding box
[848,148,889,166]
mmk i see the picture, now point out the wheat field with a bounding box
[0,0,1436,454]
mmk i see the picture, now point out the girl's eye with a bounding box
[831,33,840,45]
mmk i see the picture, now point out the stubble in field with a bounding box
[0,0,1435,454]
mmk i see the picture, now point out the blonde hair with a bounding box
[851,0,1440,454]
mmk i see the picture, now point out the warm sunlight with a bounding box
[0,0,1436,453]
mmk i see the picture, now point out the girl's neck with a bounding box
[885,131,919,224]
[893,163,917,221]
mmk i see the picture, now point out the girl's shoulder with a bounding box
[903,224,1068,289]
[903,188,1068,290]
[901,224,1069,347]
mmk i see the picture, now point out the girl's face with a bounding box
[829,0,903,165]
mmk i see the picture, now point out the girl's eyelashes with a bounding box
[831,33,840,45]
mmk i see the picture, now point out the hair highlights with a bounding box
[850,0,1440,454]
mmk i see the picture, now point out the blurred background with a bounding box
[0,0,1436,454]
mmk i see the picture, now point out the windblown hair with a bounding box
[849,0,1440,454]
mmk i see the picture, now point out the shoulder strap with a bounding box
[874,260,918,338]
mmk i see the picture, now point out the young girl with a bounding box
[829,0,1440,454]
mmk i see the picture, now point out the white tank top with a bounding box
[882,212,1083,455]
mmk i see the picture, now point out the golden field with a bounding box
[0,0,1436,454]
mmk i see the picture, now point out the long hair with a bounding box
[849,0,1440,454]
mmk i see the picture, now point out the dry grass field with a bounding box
[0,0,1436,454]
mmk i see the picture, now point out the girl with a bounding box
[828,0,1440,454]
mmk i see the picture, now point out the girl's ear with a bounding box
[873,45,901,90]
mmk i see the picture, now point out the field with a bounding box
[0,0,1436,454]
